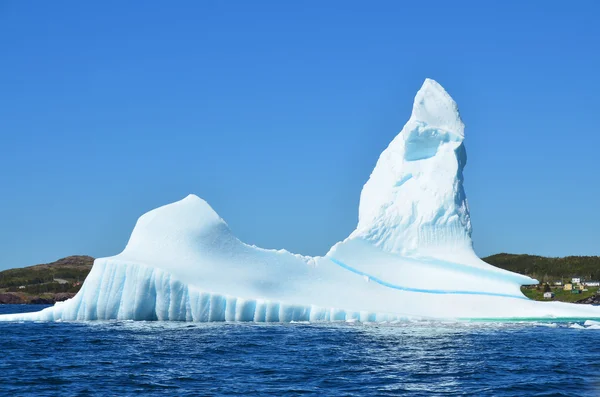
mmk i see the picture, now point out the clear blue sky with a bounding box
[1,1,599,269]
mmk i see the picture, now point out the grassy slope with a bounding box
[483,253,600,302]
[521,286,599,303]
[482,253,600,283]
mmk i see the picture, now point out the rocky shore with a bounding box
[0,292,75,305]
[576,294,600,305]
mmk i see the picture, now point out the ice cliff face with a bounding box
[3,79,600,322]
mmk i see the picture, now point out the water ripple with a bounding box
[1,305,600,396]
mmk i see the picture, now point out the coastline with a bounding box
[0,292,76,305]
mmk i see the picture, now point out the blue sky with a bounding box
[1,1,599,269]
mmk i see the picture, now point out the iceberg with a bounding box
[3,79,599,322]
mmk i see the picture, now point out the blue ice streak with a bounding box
[327,257,528,300]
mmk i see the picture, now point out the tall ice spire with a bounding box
[343,78,472,258]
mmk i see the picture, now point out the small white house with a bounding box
[585,281,600,287]
[543,292,554,299]
[572,277,581,284]
[554,281,563,286]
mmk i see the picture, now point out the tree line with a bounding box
[483,253,600,282]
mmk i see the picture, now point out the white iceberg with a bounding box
[2,79,599,322]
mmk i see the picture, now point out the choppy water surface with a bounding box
[1,305,599,396]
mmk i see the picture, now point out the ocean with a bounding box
[1,304,599,396]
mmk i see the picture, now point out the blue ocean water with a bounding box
[1,305,599,396]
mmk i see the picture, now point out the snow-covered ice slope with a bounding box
[3,79,599,322]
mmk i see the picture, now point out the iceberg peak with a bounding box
[120,193,235,263]
[411,78,464,138]
[181,193,204,203]
[342,79,472,260]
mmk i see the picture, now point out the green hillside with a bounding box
[482,253,600,283]
[0,256,94,302]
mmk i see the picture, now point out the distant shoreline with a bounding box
[0,255,92,305]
